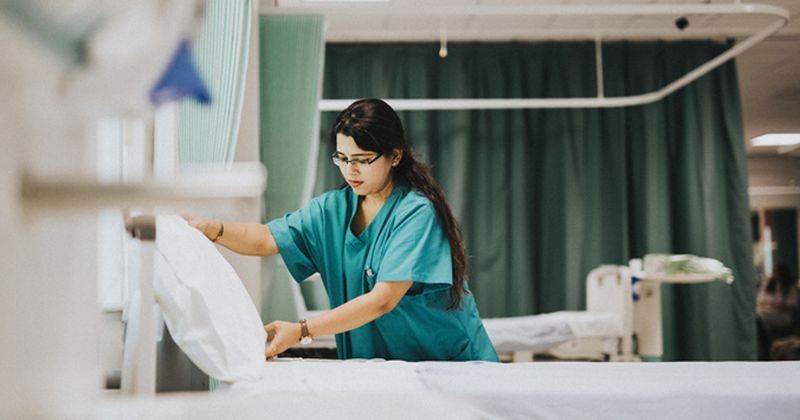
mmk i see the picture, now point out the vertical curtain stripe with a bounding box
[178,0,252,167]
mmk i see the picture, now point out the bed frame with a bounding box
[545,265,636,361]
[495,265,637,362]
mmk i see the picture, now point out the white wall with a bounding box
[0,23,102,417]
[748,156,800,187]
[748,156,800,278]
[748,156,800,209]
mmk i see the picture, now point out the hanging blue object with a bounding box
[149,39,211,106]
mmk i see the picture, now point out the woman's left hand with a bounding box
[264,320,301,360]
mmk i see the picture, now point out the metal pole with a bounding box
[316,3,788,111]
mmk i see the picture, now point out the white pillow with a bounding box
[154,215,266,382]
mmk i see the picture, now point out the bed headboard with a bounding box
[586,265,634,357]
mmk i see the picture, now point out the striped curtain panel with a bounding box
[178,0,252,166]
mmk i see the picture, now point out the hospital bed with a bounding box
[98,360,800,420]
[109,215,800,420]
[482,265,636,362]
[216,359,800,420]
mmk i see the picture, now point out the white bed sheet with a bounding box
[482,311,624,353]
[224,359,800,420]
[95,387,474,420]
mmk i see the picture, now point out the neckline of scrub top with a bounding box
[346,183,406,245]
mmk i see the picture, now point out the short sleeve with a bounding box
[267,200,323,283]
[376,200,453,292]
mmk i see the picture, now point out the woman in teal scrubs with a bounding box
[186,98,498,362]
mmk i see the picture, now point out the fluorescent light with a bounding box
[751,133,800,147]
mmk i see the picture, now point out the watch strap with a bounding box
[299,319,312,342]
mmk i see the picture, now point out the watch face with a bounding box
[301,336,312,345]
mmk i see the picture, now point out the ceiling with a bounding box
[261,0,800,157]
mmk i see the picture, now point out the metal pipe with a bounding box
[18,163,267,213]
[749,186,800,196]
[595,38,604,99]
[271,3,788,18]
[315,3,788,111]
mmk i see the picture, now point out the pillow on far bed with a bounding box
[154,215,266,383]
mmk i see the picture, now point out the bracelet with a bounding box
[210,221,224,242]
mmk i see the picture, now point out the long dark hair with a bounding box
[331,98,468,309]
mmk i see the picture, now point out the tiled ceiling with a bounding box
[262,0,800,156]
[736,1,800,156]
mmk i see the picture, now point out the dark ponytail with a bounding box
[331,98,468,309]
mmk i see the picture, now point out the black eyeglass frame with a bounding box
[331,152,384,167]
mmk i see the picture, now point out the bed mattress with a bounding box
[224,359,800,420]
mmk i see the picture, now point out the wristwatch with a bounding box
[299,319,313,345]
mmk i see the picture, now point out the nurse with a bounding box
[185,98,498,362]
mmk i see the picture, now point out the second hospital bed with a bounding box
[481,265,636,362]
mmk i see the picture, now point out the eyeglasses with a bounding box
[331,152,383,168]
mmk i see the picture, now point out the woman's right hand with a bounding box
[180,214,276,256]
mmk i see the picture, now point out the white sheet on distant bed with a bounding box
[481,311,624,353]
[225,360,800,420]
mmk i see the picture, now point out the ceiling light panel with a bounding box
[751,133,800,147]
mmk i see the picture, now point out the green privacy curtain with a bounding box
[258,15,326,322]
[178,0,252,166]
[314,42,755,361]
[259,15,325,221]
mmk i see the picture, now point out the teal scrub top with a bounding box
[267,184,499,362]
